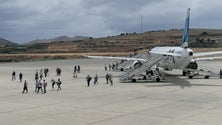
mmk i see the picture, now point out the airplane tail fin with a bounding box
[182,8,190,48]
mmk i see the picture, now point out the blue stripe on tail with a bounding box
[182,8,190,48]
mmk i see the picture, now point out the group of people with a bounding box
[34,68,62,93]
[12,63,115,93]
[12,71,23,82]
[104,62,119,71]
[86,74,98,87]
[22,78,62,94]
[35,68,49,81]
[86,73,113,87]
[50,79,62,91]
[11,71,30,93]
[73,65,81,78]
[12,68,63,94]
[35,79,48,93]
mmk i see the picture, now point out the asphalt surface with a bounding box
[0,59,222,125]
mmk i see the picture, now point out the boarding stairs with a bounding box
[117,54,144,71]
[119,56,163,82]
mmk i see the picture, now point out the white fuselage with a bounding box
[150,47,193,70]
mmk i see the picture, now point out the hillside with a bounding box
[24,29,222,53]
[1,29,222,54]
[24,35,91,45]
[0,29,222,62]
[0,38,17,47]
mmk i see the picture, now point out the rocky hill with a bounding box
[0,38,17,47]
[25,35,91,45]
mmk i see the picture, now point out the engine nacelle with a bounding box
[187,62,198,69]
[133,60,142,67]
[188,51,193,56]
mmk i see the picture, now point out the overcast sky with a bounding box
[1,0,222,43]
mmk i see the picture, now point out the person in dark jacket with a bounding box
[86,75,92,87]
[12,71,16,81]
[22,80,28,93]
[19,72,23,82]
[56,79,62,91]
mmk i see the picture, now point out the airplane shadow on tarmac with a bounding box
[144,73,222,89]
[163,74,191,89]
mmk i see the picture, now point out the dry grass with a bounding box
[0,52,132,62]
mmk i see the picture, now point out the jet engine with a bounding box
[133,60,143,67]
[188,51,193,56]
[187,61,198,69]
[183,61,198,76]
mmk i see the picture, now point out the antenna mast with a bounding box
[141,14,143,33]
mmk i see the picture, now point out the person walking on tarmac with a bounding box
[77,65,80,73]
[43,80,47,93]
[51,79,56,90]
[94,74,98,85]
[19,72,23,82]
[104,64,107,71]
[22,80,28,93]
[37,80,43,93]
[74,65,77,73]
[86,75,92,87]
[105,73,109,84]
[12,71,16,81]
[56,67,62,76]
[56,79,62,91]
[109,74,113,86]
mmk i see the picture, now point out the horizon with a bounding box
[2,28,222,44]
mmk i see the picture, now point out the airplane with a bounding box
[87,8,222,77]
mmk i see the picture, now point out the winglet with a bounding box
[182,8,190,48]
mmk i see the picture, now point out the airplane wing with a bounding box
[87,56,147,62]
[193,51,222,61]
[194,51,222,57]
[193,56,222,61]
[149,51,182,57]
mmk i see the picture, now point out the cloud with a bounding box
[0,0,222,43]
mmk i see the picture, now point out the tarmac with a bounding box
[0,58,222,125]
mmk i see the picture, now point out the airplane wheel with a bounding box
[188,75,193,79]
[204,76,209,79]
[120,68,124,71]
[156,78,160,82]
[142,75,146,80]
[132,79,136,82]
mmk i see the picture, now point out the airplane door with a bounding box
[164,56,174,64]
